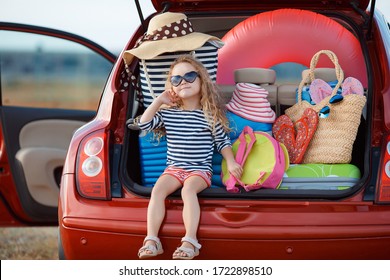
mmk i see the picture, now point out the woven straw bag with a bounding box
[285,50,366,163]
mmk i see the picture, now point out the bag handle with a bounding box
[235,126,256,165]
[296,50,344,105]
[225,126,257,193]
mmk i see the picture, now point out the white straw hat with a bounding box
[226,83,276,123]
[123,12,223,64]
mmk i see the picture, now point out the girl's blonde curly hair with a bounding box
[165,54,230,133]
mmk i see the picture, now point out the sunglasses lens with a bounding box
[170,71,198,86]
[183,71,198,83]
[319,105,330,118]
[170,75,182,87]
[329,94,344,104]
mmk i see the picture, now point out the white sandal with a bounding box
[172,237,201,260]
[138,236,164,259]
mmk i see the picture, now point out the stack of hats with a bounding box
[226,82,276,140]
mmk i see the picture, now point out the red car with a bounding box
[2,0,390,259]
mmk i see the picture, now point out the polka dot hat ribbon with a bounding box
[135,18,194,48]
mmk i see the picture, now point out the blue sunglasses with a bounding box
[170,71,199,87]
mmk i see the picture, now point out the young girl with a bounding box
[137,55,242,260]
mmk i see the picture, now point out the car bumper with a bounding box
[60,219,390,259]
[59,174,390,259]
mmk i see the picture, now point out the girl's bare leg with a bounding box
[142,175,182,255]
[174,176,208,257]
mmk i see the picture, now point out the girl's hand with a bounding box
[227,160,243,180]
[140,89,179,123]
[221,147,243,179]
[156,89,180,107]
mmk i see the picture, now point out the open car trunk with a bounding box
[121,6,371,200]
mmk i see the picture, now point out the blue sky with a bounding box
[1,0,156,53]
[1,0,389,53]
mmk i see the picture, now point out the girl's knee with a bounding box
[181,177,208,198]
[181,186,197,201]
[151,186,169,200]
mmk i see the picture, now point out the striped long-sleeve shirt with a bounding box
[138,108,231,173]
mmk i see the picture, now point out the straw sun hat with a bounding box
[123,12,223,64]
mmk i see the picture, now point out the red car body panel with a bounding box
[374,22,390,131]
[0,124,34,225]
[60,175,390,259]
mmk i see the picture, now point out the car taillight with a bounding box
[377,134,390,203]
[76,129,111,200]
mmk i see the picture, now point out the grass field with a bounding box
[0,227,58,260]
[3,81,102,111]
